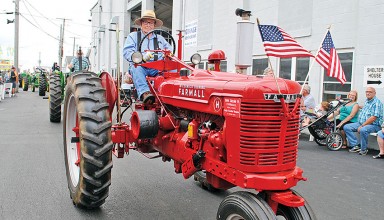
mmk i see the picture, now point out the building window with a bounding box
[252,58,268,75]
[322,52,353,101]
[279,58,292,79]
[198,62,205,69]
[296,57,310,84]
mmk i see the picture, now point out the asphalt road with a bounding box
[0,90,383,220]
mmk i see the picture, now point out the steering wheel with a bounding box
[138,29,176,56]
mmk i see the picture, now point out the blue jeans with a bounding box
[129,65,158,100]
[343,122,380,151]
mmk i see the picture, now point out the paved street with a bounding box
[0,90,383,220]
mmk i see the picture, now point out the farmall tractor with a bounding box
[63,14,316,220]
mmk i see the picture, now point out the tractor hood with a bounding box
[157,69,301,114]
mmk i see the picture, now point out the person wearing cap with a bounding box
[68,47,89,72]
[122,10,173,105]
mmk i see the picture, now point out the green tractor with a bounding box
[49,70,66,123]
[22,67,49,95]
[20,72,30,91]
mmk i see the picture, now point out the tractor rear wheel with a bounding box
[217,191,276,220]
[64,72,113,209]
[39,74,46,96]
[49,73,62,123]
[23,77,29,91]
[275,190,317,220]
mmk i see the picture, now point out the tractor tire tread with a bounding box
[64,72,112,209]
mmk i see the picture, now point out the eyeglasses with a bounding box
[142,20,155,25]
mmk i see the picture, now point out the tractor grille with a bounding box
[239,101,300,172]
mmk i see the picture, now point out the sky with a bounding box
[0,0,97,71]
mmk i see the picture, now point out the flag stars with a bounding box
[322,32,335,53]
[259,25,284,42]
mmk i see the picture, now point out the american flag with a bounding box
[258,24,314,58]
[315,31,346,84]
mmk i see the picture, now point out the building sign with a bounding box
[185,20,197,47]
[363,66,384,88]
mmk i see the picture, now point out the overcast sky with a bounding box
[0,0,96,71]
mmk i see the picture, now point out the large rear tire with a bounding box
[49,74,62,123]
[64,72,113,209]
[217,191,276,220]
[39,74,46,96]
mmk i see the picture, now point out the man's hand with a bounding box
[143,52,154,61]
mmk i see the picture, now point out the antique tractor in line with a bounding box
[63,28,316,219]
[22,67,49,96]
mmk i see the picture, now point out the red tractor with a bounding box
[63,28,316,219]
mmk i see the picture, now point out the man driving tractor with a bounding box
[122,10,173,104]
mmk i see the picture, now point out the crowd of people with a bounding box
[301,85,384,159]
[0,66,19,97]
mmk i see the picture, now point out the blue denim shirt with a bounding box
[358,96,383,126]
[122,31,172,64]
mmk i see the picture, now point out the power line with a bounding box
[22,0,44,31]
[19,13,60,41]
[21,0,90,39]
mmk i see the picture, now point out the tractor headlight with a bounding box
[132,52,143,64]
[190,53,201,65]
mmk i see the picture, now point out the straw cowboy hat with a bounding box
[134,10,163,28]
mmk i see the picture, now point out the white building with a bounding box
[90,0,384,104]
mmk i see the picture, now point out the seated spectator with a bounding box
[302,101,330,127]
[327,90,359,148]
[374,126,384,159]
[344,87,383,155]
[263,67,274,77]
[301,84,316,114]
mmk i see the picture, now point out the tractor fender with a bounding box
[99,72,117,116]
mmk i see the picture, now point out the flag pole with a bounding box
[299,25,332,94]
[256,18,282,94]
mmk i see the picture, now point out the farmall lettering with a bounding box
[178,85,205,98]
[264,93,298,103]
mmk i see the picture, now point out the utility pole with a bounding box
[58,24,63,68]
[70,37,76,56]
[14,0,19,71]
[57,18,69,69]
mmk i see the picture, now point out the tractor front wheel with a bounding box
[217,191,276,220]
[49,73,62,122]
[64,72,113,209]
